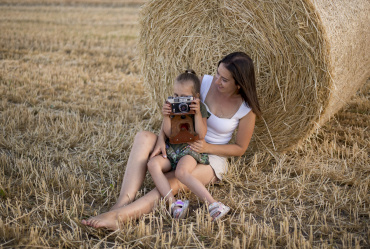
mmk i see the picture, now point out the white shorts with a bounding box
[208,154,228,180]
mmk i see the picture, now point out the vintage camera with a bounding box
[166,96,198,144]
[167,96,194,113]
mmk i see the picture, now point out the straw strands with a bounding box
[138,0,369,152]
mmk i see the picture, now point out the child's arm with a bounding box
[190,99,207,139]
[162,101,172,138]
[163,116,171,138]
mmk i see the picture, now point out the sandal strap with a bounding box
[209,202,220,211]
[209,202,229,219]
[171,200,185,209]
[171,200,189,219]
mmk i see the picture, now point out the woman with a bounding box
[81,52,262,230]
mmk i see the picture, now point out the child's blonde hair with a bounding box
[175,69,200,96]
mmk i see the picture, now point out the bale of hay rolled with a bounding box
[138,0,369,153]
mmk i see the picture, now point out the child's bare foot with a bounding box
[81,211,120,230]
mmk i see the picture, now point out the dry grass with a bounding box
[0,0,146,6]
[0,1,369,248]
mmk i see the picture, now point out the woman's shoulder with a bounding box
[200,75,213,101]
[233,101,252,119]
[201,75,213,84]
[200,75,213,90]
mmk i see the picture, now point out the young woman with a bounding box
[81,52,262,230]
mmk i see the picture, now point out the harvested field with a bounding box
[0,1,369,248]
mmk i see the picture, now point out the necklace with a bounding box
[215,97,242,119]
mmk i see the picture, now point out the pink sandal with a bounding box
[209,202,230,221]
[171,200,189,219]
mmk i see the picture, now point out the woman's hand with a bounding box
[150,129,167,159]
[150,137,167,159]
[162,101,172,116]
[188,139,209,153]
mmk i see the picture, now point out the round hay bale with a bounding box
[138,0,369,153]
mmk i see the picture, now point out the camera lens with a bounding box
[178,103,188,113]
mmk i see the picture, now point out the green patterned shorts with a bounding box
[166,142,210,170]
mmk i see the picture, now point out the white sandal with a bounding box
[171,200,189,219]
[209,202,230,221]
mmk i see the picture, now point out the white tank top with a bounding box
[201,75,251,145]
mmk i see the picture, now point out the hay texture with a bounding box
[138,0,369,152]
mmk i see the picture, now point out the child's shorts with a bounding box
[166,142,210,170]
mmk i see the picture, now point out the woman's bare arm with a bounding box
[189,111,256,157]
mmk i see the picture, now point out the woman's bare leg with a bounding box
[81,164,216,230]
[81,186,164,230]
[110,131,158,210]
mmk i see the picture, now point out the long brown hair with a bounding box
[218,52,262,118]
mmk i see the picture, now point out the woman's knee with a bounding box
[135,131,157,143]
[134,131,157,150]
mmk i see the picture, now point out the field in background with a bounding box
[0,1,369,248]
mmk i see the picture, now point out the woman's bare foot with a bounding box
[81,211,120,230]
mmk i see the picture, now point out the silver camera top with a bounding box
[167,96,194,103]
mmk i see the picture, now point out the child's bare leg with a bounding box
[110,131,157,210]
[81,185,164,230]
[147,155,175,204]
[175,156,217,204]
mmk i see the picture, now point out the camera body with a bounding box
[167,96,194,114]
[166,96,198,144]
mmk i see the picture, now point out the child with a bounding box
[147,69,230,221]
